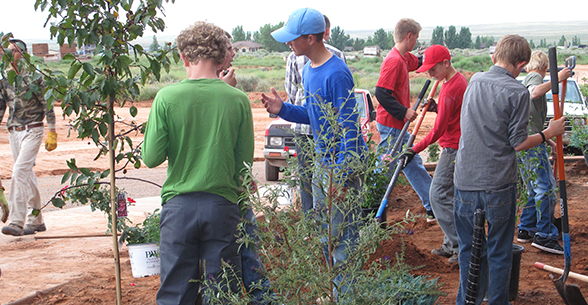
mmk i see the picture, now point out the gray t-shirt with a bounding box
[454,65,530,191]
[522,72,547,134]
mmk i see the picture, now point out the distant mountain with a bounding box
[346,20,588,45]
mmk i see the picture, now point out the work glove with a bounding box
[45,132,58,151]
[0,187,9,223]
[422,98,438,113]
[401,148,416,164]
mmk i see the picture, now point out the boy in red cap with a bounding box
[403,45,468,264]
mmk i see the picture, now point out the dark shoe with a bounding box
[23,223,47,235]
[532,236,564,255]
[517,229,534,243]
[431,247,452,258]
[426,210,436,223]
[2,223,23,236]
[448,253,459,264]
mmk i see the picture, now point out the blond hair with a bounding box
[394,18,421,43]
[526,50,549,72]
[493,34,531,67]
[176,21,228,65]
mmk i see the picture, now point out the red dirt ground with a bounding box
[2,68,588,304]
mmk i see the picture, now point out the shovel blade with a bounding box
[554,277,572,305]
[565,284,588,305]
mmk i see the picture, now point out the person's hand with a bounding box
[248,180,258,194]
[546,116,566,138]
[45,131,57,151]
[0,187,9,223]
[401,148,416,164]
[422,98,438,113]
[220,68,237,87]
[261,87,284,115]
[558,68,571,83]
[405,108,417,121]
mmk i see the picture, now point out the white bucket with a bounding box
[128,242,161,278]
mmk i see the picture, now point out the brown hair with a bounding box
[493,34,531,67]
[394,18,421,43]
[176,21,228,65]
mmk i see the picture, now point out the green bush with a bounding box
[120,209,161,245]
[199,93,441,304]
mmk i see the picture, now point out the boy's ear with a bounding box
[180,53,189,67]
[516,61,528,71]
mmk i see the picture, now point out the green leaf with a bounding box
[67,61,82,79]
[79,167,92,177]
[101,169,111,179]
[82,62,95,77]
[51,198,66,208]
[32,209,42,216]
[130,106,137,117]
[134,159,141,169]
[102,35,114,47]
[62,53,76,61]
[44,88,54,102]
[61,171,72,184]
[67,159,78,171]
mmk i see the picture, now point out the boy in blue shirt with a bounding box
[261,7,367,297]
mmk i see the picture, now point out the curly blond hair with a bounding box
[177,21,228,65]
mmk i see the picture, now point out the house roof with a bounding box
[233,41,263,48]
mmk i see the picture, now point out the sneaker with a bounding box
[448,253,459,264]
[431,247,453,258]
[23,223,47,235]
[532,236,564,255]
[2,223,23,236]
[517,229,534,243]
[426,210,436,223]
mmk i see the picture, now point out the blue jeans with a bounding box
[312,169,361,297]
[377,123,432,211]
[517,144,559,240]
[242,208,274,304]
[454,184,517,305]
[430,147,458,255]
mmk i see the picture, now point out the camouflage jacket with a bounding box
[0,73,55,129]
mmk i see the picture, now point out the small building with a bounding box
[32,43,49,56]
[60,43,77,58]
[363,45,381,57]
[233,41,264,53]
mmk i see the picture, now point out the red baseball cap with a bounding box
[415,45,451,73]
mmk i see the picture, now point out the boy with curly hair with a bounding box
[142,21,254,304]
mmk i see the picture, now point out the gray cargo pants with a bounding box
[156,192,242,305]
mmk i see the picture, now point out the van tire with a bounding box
[265,160,279,181]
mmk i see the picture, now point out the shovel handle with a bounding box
[549,47,565,181]
[535,262,588,283]
[411,80,440,136]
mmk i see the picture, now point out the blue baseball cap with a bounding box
[271,8,325,43]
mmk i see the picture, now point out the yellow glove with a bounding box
[45,131,58,151]
[0,188,8,223]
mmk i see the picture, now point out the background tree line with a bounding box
[226,23,582,53]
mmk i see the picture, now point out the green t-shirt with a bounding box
[522,72,547,134]
[142,78,254,204]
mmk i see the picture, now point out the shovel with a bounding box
[548,46,587,305]
[552,55,575,183]
[375,79,437,222]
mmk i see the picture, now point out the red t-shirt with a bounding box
[375,47,420,129]
[413,72,468,153]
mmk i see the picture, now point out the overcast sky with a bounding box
[3,0,588,41]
